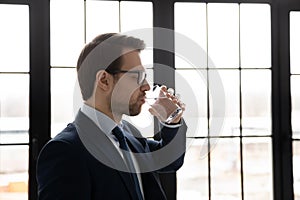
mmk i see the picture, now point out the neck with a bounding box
[84,99,122,124]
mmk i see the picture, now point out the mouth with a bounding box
[139,96,146,104]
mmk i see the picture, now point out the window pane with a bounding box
[175,55,199,70]
[293,141,300,200]
[211,138,241,199]
[177,139,209,200]
[243,137,273,200]
[140,49,153,69]
[51,68,77,137]
[291,75,300,139]
[50,0,84,67]
[0,145,28,200]
[175,3,207,68]
[120,1,153,66]
[241,70,271,136]
[207,3,239,68]
[240,4,271,68]
[86,1,119,42]
[209,70,240,136]
[175,70,208,137]
[120,1,153,32]
[0,5,29,72]
[290,11,300,74]
[0,75,29,143]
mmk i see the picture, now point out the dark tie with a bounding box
[112,126,143,200]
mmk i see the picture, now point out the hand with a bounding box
[148,86,186,124]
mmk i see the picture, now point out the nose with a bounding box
[140,78,150,91]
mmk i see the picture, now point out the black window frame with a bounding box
[0,0,299,199]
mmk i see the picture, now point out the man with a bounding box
[36,33,187,200]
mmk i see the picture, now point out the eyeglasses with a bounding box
[106,70,147,85]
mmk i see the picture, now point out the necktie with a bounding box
[112,126,143,200]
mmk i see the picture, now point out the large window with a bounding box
[1,0,300,200]
[0,4,29,200]
[175,3,272,199]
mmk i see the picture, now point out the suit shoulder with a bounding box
[51,123,80,144]
[37,123,86,166]
[39,123,83,156]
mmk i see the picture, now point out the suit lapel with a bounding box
[74,111,139,200]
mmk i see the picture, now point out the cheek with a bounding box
[120,80,140,97]
[112,85,138,104]
[112,76,141,102]
[129,89,140,102]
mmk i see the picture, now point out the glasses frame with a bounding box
[106,70,147,85]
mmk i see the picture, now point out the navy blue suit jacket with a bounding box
[37,111,187,200]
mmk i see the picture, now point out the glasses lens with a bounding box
[138,71,146,85]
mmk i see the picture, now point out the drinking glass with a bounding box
[145,85,182,123]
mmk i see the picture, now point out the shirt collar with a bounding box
[81,103,121,136]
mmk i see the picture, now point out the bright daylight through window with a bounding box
[175,3,272,200]
[0,4,29,200]
[2,1,295,200]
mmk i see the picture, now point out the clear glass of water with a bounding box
[145,85,182,123]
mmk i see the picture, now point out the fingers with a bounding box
[178,101,186,111]
[167,88,175,95]
[148,107,166,122]
[160,85,168,92]
[160,86,185,111]
[150,85,186,123]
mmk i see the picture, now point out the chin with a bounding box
[129,110,141,116]
[129,106,142,116]
[129,113,139,117]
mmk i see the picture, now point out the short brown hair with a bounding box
[77,33,145,100]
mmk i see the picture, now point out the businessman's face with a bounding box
[110,50,150,116]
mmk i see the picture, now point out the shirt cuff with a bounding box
[159,120,182,128]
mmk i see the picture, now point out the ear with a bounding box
[95,70,113,91]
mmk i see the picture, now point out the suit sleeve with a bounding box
[36,141,91,200]
[146,119,187,172]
